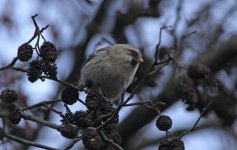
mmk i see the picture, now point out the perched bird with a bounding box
[80,44,143,101]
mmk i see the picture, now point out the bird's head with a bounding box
[109,44,143,65]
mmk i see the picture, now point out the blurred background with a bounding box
[0,0,237,150]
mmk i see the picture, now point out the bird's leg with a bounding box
[98,87,109,101]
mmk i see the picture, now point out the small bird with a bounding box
[80,44,143,101]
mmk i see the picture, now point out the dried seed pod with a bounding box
[59,124,78,139]
[85,93,102,111]
[27,60,43,83]
[17,43,33,62]
[187,64,210,80]
[39,41,57,63]
[156,115,172,131]
[158,140,170,150]
[103,126,122,145]
[1,89,18,103]
[6,103,19,111]
[178,83,198,110]
[8,108,22,124]
[82,128,103,150]
[61,86,79,105]
[41,61,58,79]
[60,112,74,124]
[73,111,92,128]
[170,139,184,150]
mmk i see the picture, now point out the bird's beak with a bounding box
[135,56,143,63]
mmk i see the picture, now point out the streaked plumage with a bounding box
[80,44,143,101]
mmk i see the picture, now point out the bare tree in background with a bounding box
[0,0,237,150]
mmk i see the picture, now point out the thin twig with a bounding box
[4,131,58,150]
[100,130,124,150]
[31,14,38,27]
[21,112,61,130]
[26,24,49,45]
[149,58,171,76]
[53,78,78,88]
[155,25,172,63]
[39,75,78,88]
[41,33,47,42]
[21,99,62,111]
[124,100,165,115]
[43,104,63,116]
[77,99,87,107]
[9,66,28,72]
[64,138,81,150]
[35,30,41,50]
[97,109,119,131]
[0,57,18,71]
[182,31,197,40]
[26,14,50,45]
[124,101,165,107]
[179,96,214,138]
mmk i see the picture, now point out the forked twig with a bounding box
[179,96,214,138]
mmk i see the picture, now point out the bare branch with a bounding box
[3,130,58,150]
[179,96,215,138]
[21,99,62,111]
[21,112,61,130]
[0,57,18,71]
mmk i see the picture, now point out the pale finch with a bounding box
[80,44,143,101]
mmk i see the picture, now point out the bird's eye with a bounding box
[129,50,138,57]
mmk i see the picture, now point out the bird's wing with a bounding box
[81,48,108,71]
